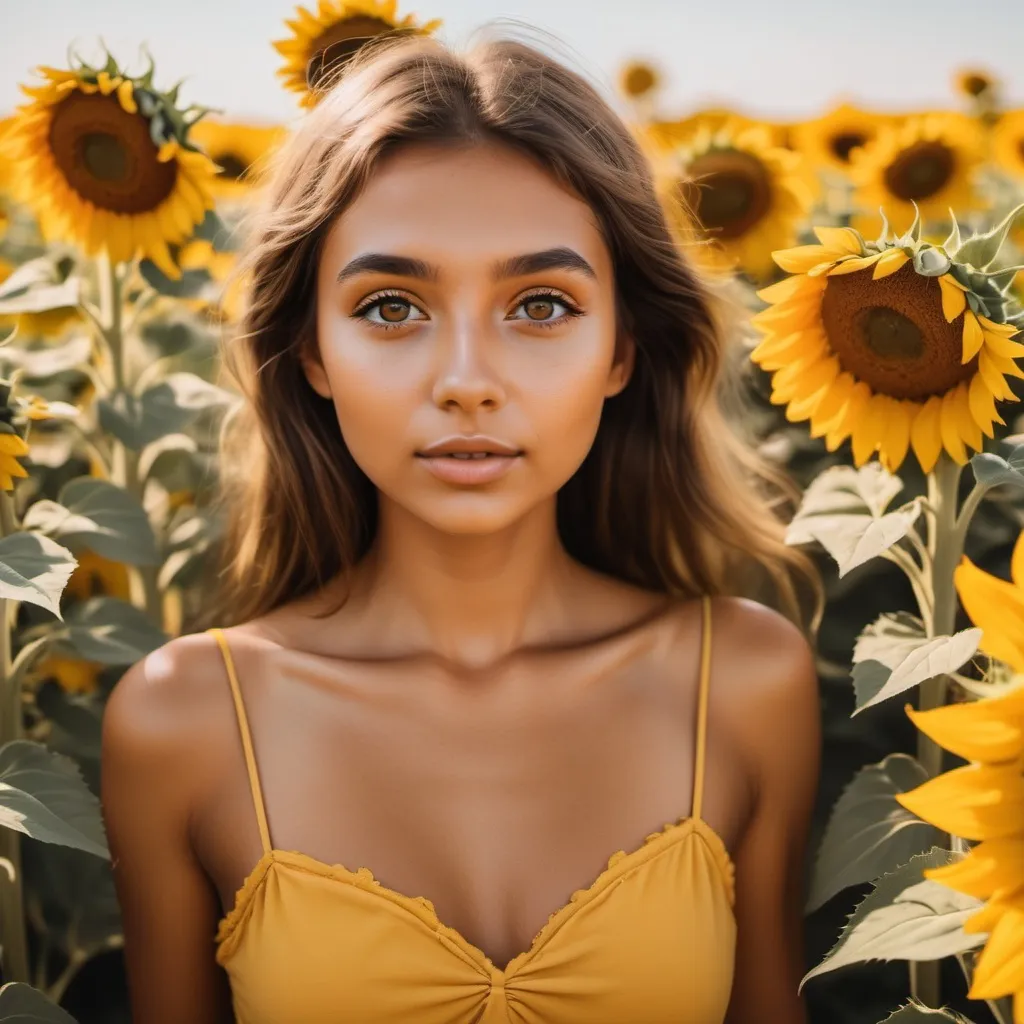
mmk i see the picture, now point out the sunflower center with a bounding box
[963,74,990,97]
[821,262,974,400]
[82,132,127,181]
[215,152,249,181]
[48,90,176,214]
[307,15,397,89]
[682,150,771,240]
[830,131,867,163]
[883,141,955,201]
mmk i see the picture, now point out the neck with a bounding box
[347,496,580,670]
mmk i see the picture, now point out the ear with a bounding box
[299,342,333,399]
[604,333,635,397]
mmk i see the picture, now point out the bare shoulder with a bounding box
[101,631,243,815]
[707,595,817,699]
[709,594,820,802]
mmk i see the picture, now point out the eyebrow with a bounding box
[335,246,597,284]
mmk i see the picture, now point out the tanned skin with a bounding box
[100,140,820,1024]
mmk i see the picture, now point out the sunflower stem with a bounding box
[101,257,161,625]
[0,487,30,984]
[909,453,965,1009]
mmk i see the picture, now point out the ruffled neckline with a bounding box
[215,814,735,976]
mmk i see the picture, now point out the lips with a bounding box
[416,435,523,458]
[415,435,523,484]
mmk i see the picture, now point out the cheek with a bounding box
[315,319,423,480]
[514,328,618,479]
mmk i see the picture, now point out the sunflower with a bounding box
[894,532,1024,1021]
[956,68,998,100]
[792,103,890,174]
[643,110,789,153]
[993,111,1024,180]
[618,60,659,101]
[274,0,442,108]
[188,120,287,200]
[849,113,985,237]
[1,56,218,278]
[751,208,1024,473]
[656,120,814,280]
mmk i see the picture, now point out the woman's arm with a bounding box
[722,599,822,1024]
[101,642,235,1024]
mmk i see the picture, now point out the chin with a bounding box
[406,493,541,536]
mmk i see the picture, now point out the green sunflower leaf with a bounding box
[799,848,985,992]
[954,201,1024,270]
[852,620,982,713]
[0,531,77,618]
[970,443,1024,488]
[878,1002,978,1023]
[99,374,233,450]
[49,596,166,665]
[0,738,109,859]
[806,753,939,913]
[0,982,80,1022]
[786,464,921,576]
[0,255,80,316]
[21,477,159,567]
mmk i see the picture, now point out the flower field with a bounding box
[1,3,1023,1023]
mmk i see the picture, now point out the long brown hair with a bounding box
[208,32,823,636]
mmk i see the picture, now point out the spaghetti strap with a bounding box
[208,628,273,855]
[691,595,713,822]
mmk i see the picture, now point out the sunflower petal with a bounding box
[907,690,1024,764]
[963,312,985,364]
[813,226,863,255]
[910,395,944,473]
[939,274,968,322]
[955,555,1024,673]
[772,245,839,274]
[968,901,1024,1000]
[895,763,1024,841]
[872,248,910,280]
[969,372,1000,438]
[826,253,884,276]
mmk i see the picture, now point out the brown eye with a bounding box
[524,297,555,321]
[356,295,426,328]
[379,299,410,322]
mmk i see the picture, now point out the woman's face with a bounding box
[305,140,632,536]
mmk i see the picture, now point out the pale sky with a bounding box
[2,0,1022,126]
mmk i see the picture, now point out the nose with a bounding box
[431,320,506,413]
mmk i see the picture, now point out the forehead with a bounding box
[321,140,610,273]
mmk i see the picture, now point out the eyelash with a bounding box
[350,288,584,332]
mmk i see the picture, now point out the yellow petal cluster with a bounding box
[896,540,1024,1020]
[188,121,287,200]
[751,231,1024,473]
[0,431,30,491]
[1,65,218,277]
[897,689,1024,1019]
[791,103,890,174]
[849,113,985,237]
[274,0,442,108]
[657,120,815,281]
[994,111,1024,180]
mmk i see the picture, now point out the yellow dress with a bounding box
[209,594,737,1023]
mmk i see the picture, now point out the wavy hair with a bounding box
[207,32,823,637]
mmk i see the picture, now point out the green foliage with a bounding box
[0,741,108,858]
[801,849,986,990]
[807,754,939,912]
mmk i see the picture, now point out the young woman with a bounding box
[100,32,822,1024]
